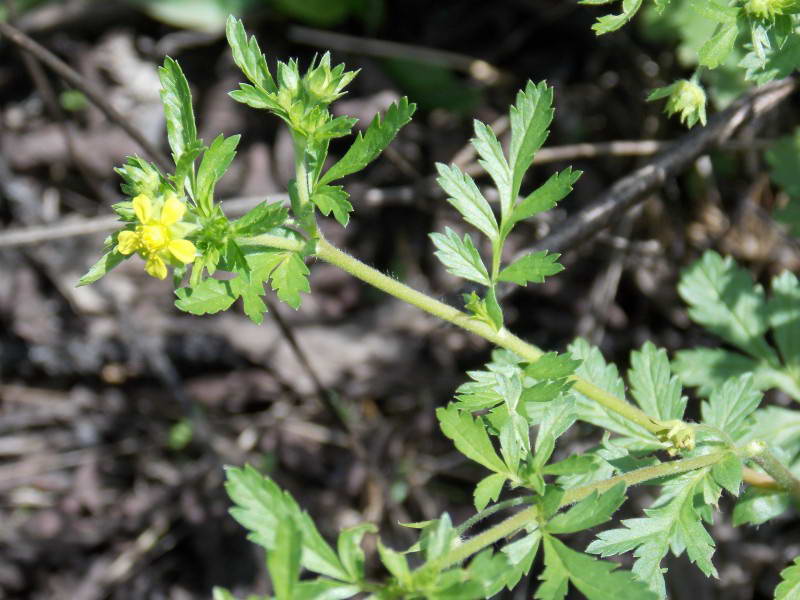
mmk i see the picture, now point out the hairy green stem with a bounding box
[423,450,729,573]
[746,441,800,504]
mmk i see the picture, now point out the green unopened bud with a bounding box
[647,79,707,128]
[744,0,798,19]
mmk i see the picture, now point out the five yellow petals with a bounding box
[116,193,196,280]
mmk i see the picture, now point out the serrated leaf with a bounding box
[421,513,457,561]
[710,452,742,496]
[225,465,348,581]
[532,396,576,483]
[436,163,499,242]
[776,557,800,600]
[293,579,359,600]
[77,248,126,286]
[229,83,283,111]
[175,278,239,315]
[311,184,353,226]
[587,469,719,596]
[320,98,415,184]
[679,250,777,363]
[472,119,511,214]
[474,473,506,511]
[588,0,645,35]
[226,238,250,283]
[377,541,412,588]
[267,519,301,600]
[628,341,687,421]
[233,202,289,236]
[500,531,541,591]
[260,251,310,309]
[507,168,581,232]
[430,227,490,285]
[525,351,582,380]
[337,523,376,582]
[197,134,240,210]
[158,57,199,164]
[542,454,599,476]
[536,534,657,600]
[499,412,530,475]
[698,21,738,69]
[688,0,738,23]
[546,483,626,535]
[509,81,553,201]
[701,374,762,440]
[436,405,507,474]
[498,250,563,286]
[226,15,277,93]
[732,486,791,526]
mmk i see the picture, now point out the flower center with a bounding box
[141,224,169,251]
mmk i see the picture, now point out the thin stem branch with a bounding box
[747,441,800,504]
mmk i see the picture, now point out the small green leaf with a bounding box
[233,202,290,236]
[776,557,800,600]
[525,352,582,380]
[251,251,310,310]
[509,81,553,201]
[587,0,645,35]
[537,534,658,600]
[197,134,240,210]
[226,15,277,93]
[77,248,126,286]
[474,473,506,511]
[546,483,626,535]
[464,291,502,331]
[377,541,412,588]
[229,83,283,112]
[267,520,302,600]
[175,278,239,315]
[158,57,199,164]
[701,374,762,440]
[732,486,790,526]
[311,185,353,227]
[472,119,511,214]
[337,523,376,583]
[532,397,577,476]
[769,271,800,369]
[485,286,504,330]
[508,168,581,231]
[320,98,415,184]
[225,238,250,283]
[436,404,507,474]
[698,21,738,68]
[542,454,598,476]
[711,452,743,497]
[628,341,687,421]
[293,579,360,600]
[430,227,490,286]
[498,250,563,286]
[421,513,457,561]
[436,163,499,242]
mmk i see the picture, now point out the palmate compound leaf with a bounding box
[536,534,658,600]
[319,98,416,185]
[430,227,490,286]
[775,556,800,600]
[628,341,687,421]
[224,464,349,582]
[587,465,729,597]
[158,56,199,165]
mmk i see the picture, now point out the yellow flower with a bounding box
[116,193,196,280]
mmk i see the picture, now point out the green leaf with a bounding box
[233,202,289,236]
[226,238,251,283]
[546,483,626,535]
[196,134,240,210]
[337,523,376,582]
[673,347,766,397]
[507,168,581,231]
[311,185,353,227]
[158,57,199,164]
[421,513,457,561]
[320,98,415,185]
[769,271,800,368]
[628,341,687,421]
[224,465,349,581]
[711,452,743,497]
[435,163,499,242]
[531,396,577,486]
[542,454,598,476]
[525,351,582,380]
[698,21,738,69]
[474,473,507,511]
[463,291,502,332]
[500,531,541,591]
[267,519,302,600]
[498,250,563,286]
[226,15,277,93]
[587,469,720,597]
[679,250,777,363]
[229,83,283,112]
[175,278,239,315]
[587,0,645,35]
[688,0,739,23]
[509,81,553,201]
[436,404,507,474]
[254,251,310,310]
[293,579,359,600]
[499,412,530,475]
[701,374,762,440]
[776,557,800,600]
[733,486,791,526]
[536,534,658,600]
[430,227,490,286]
[377,541,412,588]
[77,248,126,286]
[472,119,511,214]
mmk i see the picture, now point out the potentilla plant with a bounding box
[79,16,800,600]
